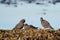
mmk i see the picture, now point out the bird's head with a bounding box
[40,17,43,21]
[20,19,25,23]
[24,24,28,26]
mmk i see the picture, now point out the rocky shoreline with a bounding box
[0,29,60,40]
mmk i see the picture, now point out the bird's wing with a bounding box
[41,20,53,29]
[41,20,51,28]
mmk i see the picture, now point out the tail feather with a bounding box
[49,26,54,29]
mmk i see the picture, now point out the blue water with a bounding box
[0,1,60,30]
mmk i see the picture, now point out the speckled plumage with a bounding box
[24,24,38,29]
[40,17,53,29]
[13,19,25,30]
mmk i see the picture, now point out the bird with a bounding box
[40,17,54,29]
[24,24,38,29]
[13,19,25,30]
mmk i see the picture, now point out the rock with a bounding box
[0,29,60,40]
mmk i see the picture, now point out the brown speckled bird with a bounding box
[40,17,53,29]
[24,24,38,29]
[13,19,25,30]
